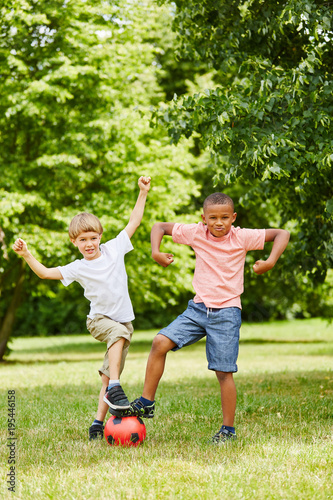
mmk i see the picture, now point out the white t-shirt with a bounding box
[58,230,135,322]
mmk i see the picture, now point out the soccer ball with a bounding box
[104,415,146,447]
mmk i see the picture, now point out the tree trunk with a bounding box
[0,260,25,360]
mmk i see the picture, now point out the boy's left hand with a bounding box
[13,238,29,257]
[138,176,151,192]
[253,259,274,275]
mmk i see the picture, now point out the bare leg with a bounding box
[215,371,236,427]
[142,334,176,401]
[108,338,126,380]
[96,373,109,422]
[93,340,127,423]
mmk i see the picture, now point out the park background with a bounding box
[1,0,333,357]
[1,1,332,499]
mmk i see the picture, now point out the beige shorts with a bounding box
[86,314,134,379]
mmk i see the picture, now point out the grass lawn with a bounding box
[1,318,332,499]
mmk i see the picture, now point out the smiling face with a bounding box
[201,203,237,238]
[71,231,102,260]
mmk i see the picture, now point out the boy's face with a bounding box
[201,203,237,238]
[71,231,102,260]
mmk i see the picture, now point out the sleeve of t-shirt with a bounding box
[57,259,81,287]
[172,223,198,246]
[239,228,266,251]
[103,229,134,255]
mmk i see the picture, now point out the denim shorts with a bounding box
[159,300,241,372]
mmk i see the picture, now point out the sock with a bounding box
[140,396,154,405]
[221,425,235,434]
[92,419,103,426]
[107,379,120,390]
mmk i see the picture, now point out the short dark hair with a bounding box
[203,193,234,211]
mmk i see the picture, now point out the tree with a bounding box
[0,0,202,358]
[153,0,333,282]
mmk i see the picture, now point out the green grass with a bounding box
[1,318,332,499]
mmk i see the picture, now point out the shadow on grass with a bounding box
[239,338,328,344]
[8,337,333,355]
[9,339,155,354]
[3,335,333,365]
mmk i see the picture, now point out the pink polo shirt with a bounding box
[172,222,265,309]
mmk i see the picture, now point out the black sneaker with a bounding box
[89,423,104,441]
[108,406,134,417]
[211,428,237,445]
[128,398,155,419]
[103,385,130,411]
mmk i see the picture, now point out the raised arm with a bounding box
[12,238,63,280]
[253,228,290,275]
[124,176,151,239]
[151,222,175,267]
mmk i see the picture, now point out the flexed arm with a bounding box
[12,238,63,280]
[125,176,151,238]
[253,229,290,275]
[151,222,175,267]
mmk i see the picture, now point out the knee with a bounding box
[151,334,174,355]
[101,373,109,389]
[216,371,233,384]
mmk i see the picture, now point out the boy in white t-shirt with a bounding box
[125,192,290,444]
[13,176,151,440]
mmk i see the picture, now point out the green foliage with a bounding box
[154,0,333,280]
[1,0,332,344]
[0,0,202,342]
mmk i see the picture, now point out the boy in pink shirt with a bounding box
[115,192,290,444]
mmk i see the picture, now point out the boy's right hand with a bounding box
[12,238,28,256]
[152,251,174,267]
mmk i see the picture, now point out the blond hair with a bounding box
[69,213,103,240]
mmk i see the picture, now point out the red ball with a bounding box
[104,415,146,447]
